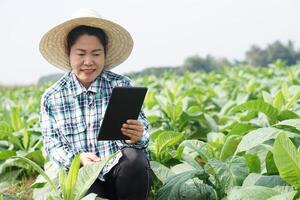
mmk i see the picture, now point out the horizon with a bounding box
[1,0,300,85]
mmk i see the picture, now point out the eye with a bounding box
[77,54,85,56]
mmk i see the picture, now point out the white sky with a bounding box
[1,0,300,85]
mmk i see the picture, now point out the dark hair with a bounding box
[66,25,108,55]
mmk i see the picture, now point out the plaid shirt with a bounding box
[40,70,150,180]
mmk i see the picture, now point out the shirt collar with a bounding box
[70,70,109,97]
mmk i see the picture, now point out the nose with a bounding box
[84,56,93,66]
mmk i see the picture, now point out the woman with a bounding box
[39,9,151,199]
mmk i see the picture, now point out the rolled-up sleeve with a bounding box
[40,97,77,170]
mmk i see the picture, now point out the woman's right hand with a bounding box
[80,152,101,166]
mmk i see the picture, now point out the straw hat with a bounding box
[39,9,133,71]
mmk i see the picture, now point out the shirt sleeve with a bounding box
[115,78,150,149]
[40,96,78,170]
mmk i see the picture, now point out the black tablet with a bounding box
[97,87,148,140]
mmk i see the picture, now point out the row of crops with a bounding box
[2,62,300,199]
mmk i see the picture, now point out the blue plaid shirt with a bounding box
[40,70,150,180]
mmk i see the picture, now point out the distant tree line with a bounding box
[38,40,300,83]
[127,40,300,78]
[245,40,300,66]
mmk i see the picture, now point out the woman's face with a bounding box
[69,34,105,88]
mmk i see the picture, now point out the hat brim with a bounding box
[39,17,133,71]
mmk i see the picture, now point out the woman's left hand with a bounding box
[121,119,144,144]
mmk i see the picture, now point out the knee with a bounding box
[120,148,148,171]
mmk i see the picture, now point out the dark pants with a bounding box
[87,147,152,200]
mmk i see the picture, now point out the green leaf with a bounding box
[8,134,24,150]
[230,100,279,123]
[0,121,13,138]
[80,193,98,200]
[10,107,23,131]
[267,191,297,200]
[30,182,47,189]
[242,173,288,188]
[11,156,59,197]
[204,114,219,132]
[208,156,249,193]
[227,122,257,137]
[0,150,16,160]
[73,156,110,200]
[22,130,30,151]
[286,90,300,110]
[155,131,184,159]
[177,140,214,169]
[265,151,278,175]
[59,168,67,197]
[150,161,175,184]
[64,154,80,200]
[227,186,280,200]
[277,110,299,121]
[275,119,300,132]
[220,135,241,161]
[273,133,300,189]
[262,91,273,105]
[236,127,281,153]
[244,154,261,173]
[25,150,45,167]
[156,170,212,200]
[273,91,285,111]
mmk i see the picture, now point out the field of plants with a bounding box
[2,62,300,199]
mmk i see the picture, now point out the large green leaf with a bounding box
[73,156,110,200]
[64,154,80,200]
[227,186,280,200]
[230,100,279,123]
[177,140,214,168]
[150,161,175,184]
[236,127,281,153]
[32,161,59,200]
[156,170,213,200]
[208,156,249,194]
[242,173,288,188]
[273,133,300,189]
[275,119,300,132]
[154,131,184,160]
[267,191,297,200]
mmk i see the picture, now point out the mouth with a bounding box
[81,69,96,75]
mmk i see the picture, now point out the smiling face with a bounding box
[69,34,105,89]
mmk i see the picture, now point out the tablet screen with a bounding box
[97,87,148,140]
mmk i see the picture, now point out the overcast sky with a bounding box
[1,0,300,85]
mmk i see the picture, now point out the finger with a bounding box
[126,120,143,126]
[121,130,138,139]
[82,159,94,166]
[87,153,101,162]
[121,128,141,137]
[122,124,144,132]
